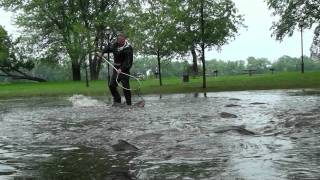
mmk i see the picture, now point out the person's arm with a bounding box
[120,46,133,72]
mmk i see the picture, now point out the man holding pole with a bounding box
[97,32,133,106]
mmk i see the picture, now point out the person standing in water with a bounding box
[97,32,133,106]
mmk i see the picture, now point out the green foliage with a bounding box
[123,0,178,59]
[1,72,320,98]
[131,57,186,77]
[123,0,245,75]
[272,55,320,72]
[206,59,246,75]
[0,26,9,65]
[0,0,245,80]
[246,57,271,73]
[0,0,120,80]
[266,0,318,39]
[0,26,35,71]
[266,0,320,59]
[162,0,245,75]
[166,0,245,52]
[311,27,320,60]
[272,55,299,72]
[31,60,72,81]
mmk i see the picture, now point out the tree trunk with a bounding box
[24,76,46,82]
[89,35,99,80]
[89,29,104,80]
[90,65,100,80]
[89,55,101,80]
[190,45,198,76]
[0,74,47,82]
[0,67,46,82]
[72,62,81,81]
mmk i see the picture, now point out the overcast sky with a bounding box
[0,0,315,62]
[207,0,314,61]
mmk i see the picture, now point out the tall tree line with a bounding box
[0,0,121,81]
[2,0,320,82]
[12,55,316,82]
[0,0,244,82]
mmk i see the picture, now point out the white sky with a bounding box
[0,0,315,62]
[207,0,314,62]
[0,8,17,34]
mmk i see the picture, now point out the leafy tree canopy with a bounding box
[0,26,45,82]
[266,0,320,59]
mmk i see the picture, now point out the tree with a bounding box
[166,0,244,75]
[303,56,320,70]
[0,26,46,82]
[125,0,179,86]
[206,59,245,75]
[0,25,9,64]
[246,57,271,73]
[131,57,187,78]
[0,0,119,81]
[311,31,320,60]
[266,0,320,59]
[272,55,299,72]
[83,0,119,80]
[272,55,320,72]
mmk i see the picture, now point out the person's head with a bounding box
[117,33,126,47]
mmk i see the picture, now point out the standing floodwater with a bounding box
[0,90,320,179]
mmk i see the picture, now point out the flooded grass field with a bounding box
[0,89,320,179]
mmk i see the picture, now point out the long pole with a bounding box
[201,0,206,88]
[300,27,304,74]
[157,49,162,86]
[85,62,89,87]
[107,34,111,83]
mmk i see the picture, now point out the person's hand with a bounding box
[96,52,102,57]
[116,68,122,74]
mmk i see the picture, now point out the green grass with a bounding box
[0,72,320,98]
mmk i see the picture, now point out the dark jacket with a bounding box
[103,41,133,72]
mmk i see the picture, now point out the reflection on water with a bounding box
[35,147,133,180]
[1,145,134,179]
[0,89,319,179]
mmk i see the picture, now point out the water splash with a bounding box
[68,94,106,107]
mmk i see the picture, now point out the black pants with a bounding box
[109,68,132,105]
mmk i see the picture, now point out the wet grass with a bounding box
[0,71,320,98]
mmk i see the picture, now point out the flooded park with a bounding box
[0,89,320,179]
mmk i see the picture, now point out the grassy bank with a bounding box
[0,72,320,98]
